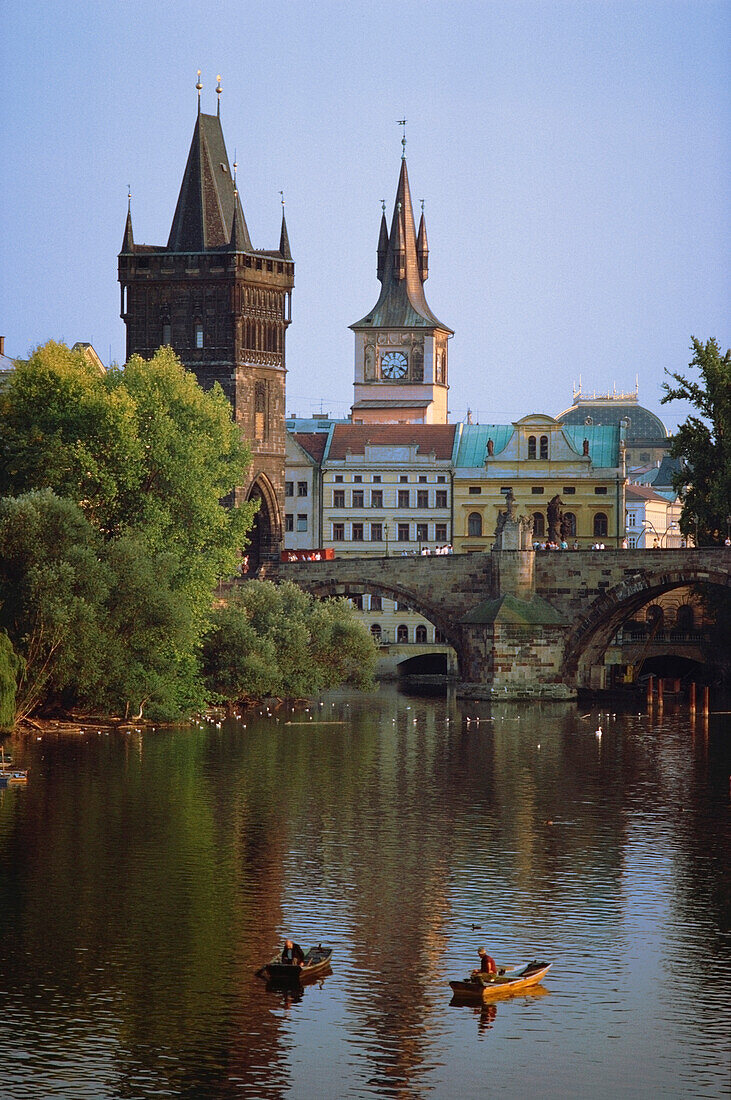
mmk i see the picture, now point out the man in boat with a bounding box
[281,939,305,967]
[472,947,497,978]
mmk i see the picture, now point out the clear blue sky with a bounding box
[1,0,728,430]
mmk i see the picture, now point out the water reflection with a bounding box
[0,687,728,1098]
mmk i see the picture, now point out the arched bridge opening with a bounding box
[562,566,730,689]
[294,577,465,679]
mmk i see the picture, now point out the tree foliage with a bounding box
[0,342,255,615]
[661,338,731,545]
[0,632,23,731]
[202,580,378,705]
[0,490,204,720]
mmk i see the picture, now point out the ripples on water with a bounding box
[0,688,728,1099]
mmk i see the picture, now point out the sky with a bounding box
[1,0,728,431]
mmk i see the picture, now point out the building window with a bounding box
[563,486,576,495]
[500,486,512,495]
[468,512,482,537]
[397,624,409,643]
[435,490,447,509]
[640,452,650,463]
[528,435,537,459]
[353,475,362,483]
[416,522,429,543]
[540,435,549,460]
[417,490,429,509]
[254,381,267,440]
[370,523,383,542]
[533,512,545,537]
[415,625,427,643]
[626,511,636,526]
[370,624,382,642]
[628,536,637,548]
[593,512,608,537]
[437,475,445,483]
[297,514,307,532]
[195,322,204,349]
[352,522,364,541]
[285,513,294,532]
[162,321,172,345]
[594,486,608,495]
[469,486,482,495]
[352,490,364,508]
[285,481,294,497]
[373,475,381,483]
[419,475,427,483]
[371,490,383,508]
[334,475,343,483]
[370,595,382,611]
[398,490,410,508]
[563,512,577,537]
[333,490,345,508]
[646,605,663,629]
[399,475,409,483]
[333,523,345,541]
[676,605,694,631]
[435,522,447,541]
[435,628,445,643]
[297,481,308,497]
[351,595,363,610]
[397,523,410,542]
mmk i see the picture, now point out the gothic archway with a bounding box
[246,474,282,571]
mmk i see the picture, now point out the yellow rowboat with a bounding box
[449,960,552,1000]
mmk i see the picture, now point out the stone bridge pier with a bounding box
[262,547,730,700]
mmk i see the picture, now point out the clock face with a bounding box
[381,351,408,379]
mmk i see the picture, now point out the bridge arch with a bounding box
[296,576,466,673]
[562,564,730,687]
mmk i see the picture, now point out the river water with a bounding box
[0,686,728,1099]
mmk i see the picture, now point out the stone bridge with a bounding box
[262,548,730,699]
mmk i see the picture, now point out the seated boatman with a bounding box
[281,939,305,966]
[472,947,497,978]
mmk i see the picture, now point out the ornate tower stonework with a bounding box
[350,145,452,424]
[118,81,294,566]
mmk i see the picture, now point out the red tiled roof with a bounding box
[293,432,328,464]
[626,483,673,503]
[328,423,457,460]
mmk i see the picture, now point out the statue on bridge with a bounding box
[494,490,534,550]
[547,494,564,544]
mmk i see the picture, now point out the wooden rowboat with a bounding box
[449,960,551,1000]
[262,944,333,985]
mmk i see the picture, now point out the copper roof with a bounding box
[327,423,457,460]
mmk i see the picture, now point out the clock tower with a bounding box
[350,142,453,424]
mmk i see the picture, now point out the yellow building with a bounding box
[453,415,626,551]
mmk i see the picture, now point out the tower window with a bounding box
[162,321,172,345]
[540,435,549,460]
[195,323,204,349]
[255,381,268,440]
[528,436,537,459]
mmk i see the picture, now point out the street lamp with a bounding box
[661,522,677,547]
[642,519,659,548]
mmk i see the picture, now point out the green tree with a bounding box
[0,491,206,721]
[0,632,23,731]
[202,580,378,705]
[661,338,731,545]
[0,342,255,612]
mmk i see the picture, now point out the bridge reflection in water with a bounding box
[265,547,731,698]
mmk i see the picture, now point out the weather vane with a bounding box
[397,118,407,158]
[280,189,285,207]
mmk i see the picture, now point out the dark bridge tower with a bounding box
[118,76,294,565]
